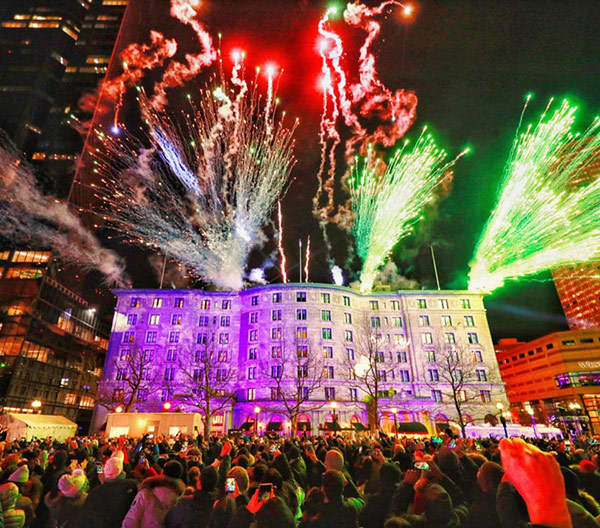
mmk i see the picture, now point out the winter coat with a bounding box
[44,492,87,528]
[0,482,25,528]
[360,485,398,528]
[122,476,184,528]
[77,476,138,528]
[165,489,218,528]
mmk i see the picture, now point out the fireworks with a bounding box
[277,200,288,284]
[469,98,600,293]
[94,68,297,290]
[351,130,466,292]
[0,133,128,286]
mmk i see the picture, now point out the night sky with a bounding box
[115,0,600,341]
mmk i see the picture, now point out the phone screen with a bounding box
[96,463,103,474]
[449,441,457,449]
[414,461,430,470]
[226,477,236,493]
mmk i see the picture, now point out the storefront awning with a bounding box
[352,422,368,431]
[395,422,429,434]
[240,421,255,431]
[266,421,282,431]
[325,421,342,431]
[297,421,311,431]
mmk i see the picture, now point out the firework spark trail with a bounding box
[0,134,128,286]
[150,0,216,110]
[351,129,466,292]
[277,200,288,284]
[469,99,600,293]
[94,72,297,290]
[304,236,311,282]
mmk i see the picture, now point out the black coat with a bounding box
[78,477,138,528]
[165,489,218,528]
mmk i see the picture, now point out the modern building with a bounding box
[95,284,507,435]
[552,264,600,330]
[0,249,109,432]
[495,329,600,435]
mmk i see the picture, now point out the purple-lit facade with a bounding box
[94,284,506,435]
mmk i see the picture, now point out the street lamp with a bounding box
[496,403,508,438]
[254,406,261,435]
[31,400,42,414]
[525,403,538,439]
[163,402,171,412]
[115,405,123,413]
[391,407,398,439]
[331,401,338,423]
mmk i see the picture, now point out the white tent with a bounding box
[0,413,77,442]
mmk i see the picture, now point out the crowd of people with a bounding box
[0,429,596,528]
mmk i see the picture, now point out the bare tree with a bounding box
[424,331,503,437]
[173,332,237,439]
[259,336,326,436]
[344,314,408,432]
[98,345,163,412]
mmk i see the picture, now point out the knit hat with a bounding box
[580,459,596,473]
[58,469,87,497]
[8,465,29,484]
[0,482,20,511]
[104,457,123,480]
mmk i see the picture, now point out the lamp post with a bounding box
[31,400,42,414]
[497,402,508,438]
[525,403,538,438]
[391,407,398,439]
[115,405,123,413]
[254,406,261,436]
[331,401,338,424]
[163,402,171,412]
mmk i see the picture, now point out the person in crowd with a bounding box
[44,469,87,528]
[0,481,26,528]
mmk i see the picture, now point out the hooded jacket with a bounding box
[122,476,184,528]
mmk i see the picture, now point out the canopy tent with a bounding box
[352,422,368,432]
[394,422,429,435]
[0,413,77,442]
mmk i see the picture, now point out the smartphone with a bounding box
[414,461,430,470]
[258,483,272,501]
[432,436,443,444]
[270,445,277,453]
[96,463,103,474]
[449,440,457,449]
[226,477,236,493]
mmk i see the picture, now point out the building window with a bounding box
[173,297,184,308]
[390,300,400,310]
[377,370,387,382]
[216,369,228,382]
[323,346,333,359]
[271,387,282,400]
[198,315,209,327]
[322,328,332,340]
[250,312,259,324]
[298,365,308,378]
[422,333,433,345]
[271,310,281,321]
[428,369,439,382]
[271,365,282,378]
[464,315,475,327]
[461,298,471,309]
[220,316,231,327]
[222,300,231,310]
[426,350,436,362]
[321,293,331,303]
[324,366,334,379]
[370,300,379,310]
[166,349,177,362]
[272,292,282,303]
[321,310,331,322]
[297,345,309,358]
[152,298,162,308]
[248,329,258,342]
[394,334,406,346]
[418,315,430,326]
[149,314,160,325]
[251,295,259,306]
[392,317,402,327]
[171,314,182,325]
[344,313,352,324]
[399,369,410,382]
[345,330,353,342]
[247,388,255,400]
[473,350,483,362]
[371,317,381,327]
[201,299,210,310]
[130,298,140,308]
[349,388,358,401]
[297,309,307,320]
[271,346,282,358]
[346,348,355,361]
[324,387,336,400]
[432,389,443,402]
[480,390,491,403]
[169,331,180,343]
[343,296,351,307]
[197,333,207,344]
[119,349,130,361]
[297,327,307,340]
[476,369,487,382]
[164,367,175,381]
[248,348,257,360]
[219,333,229,344]
[439,299,449,309]
[444,333,456,344]
[297,292,307,302]
[468,333,479,344]
[247,366,256,380]
[145,331,157,344]
[441,315,452,326]
[417,299,427,309]
[271,327,282,340]
[397,351,407,362]
[127,314,137,325]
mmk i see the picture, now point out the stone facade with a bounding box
[94,284,507,435]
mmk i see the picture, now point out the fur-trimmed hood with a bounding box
[139,475,185,496]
